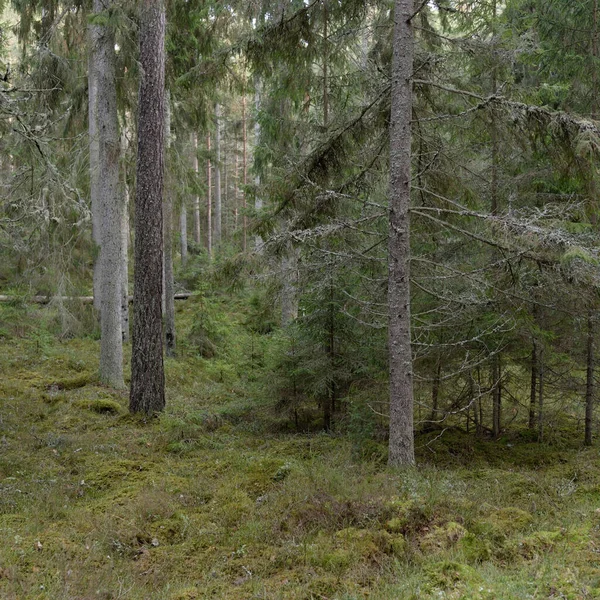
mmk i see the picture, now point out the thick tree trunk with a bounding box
[88,18,101,314]
[214,103,222,246]
[586,313,595,446]
[164,92,176,357]
[192,132,201,245]
[130,0,166,415]
[387,0,415,467]
[92,0,124,389]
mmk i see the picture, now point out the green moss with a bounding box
[420,521,467,554]
[424,560,479,591]
[169,588,200,600]
[473,506,533,539]
[516,530,564,559]
[50,372,96,390]
[75,397,123,414]
[458,532,493,563]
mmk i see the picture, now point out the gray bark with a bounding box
[207,132,212,255]
[92,0,124,389]
[281,250,299,327]
[254,80,263,252]
[586,313,595,446]
[120,125,130,343]
[387,0,415,467]
[164,91,176,357]
[88,20,101,314]
[192,132,201,245]
[180,199,188,266]
[214,103,222,246]
[130,0,166,415]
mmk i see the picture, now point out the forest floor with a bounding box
[2,296,600,599]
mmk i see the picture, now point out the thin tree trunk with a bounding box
[430,359,441,425]
[192,131,201,245]
[234,140,239,232]
[130,0,166,415]
[92,0,124,389]
[586,313,595,446]
[281,251,298,327]
[180,199,188,266]
[388,0,415,467]
[529,338,537,429]
[538,346,544,442]
[242,93,248,252]
[254,79,263,251]
[214,103,222,246]
[492,354,501,437]
[164,91,176,357]
[207,131,212,255]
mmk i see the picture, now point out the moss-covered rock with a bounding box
[75,397,123,414]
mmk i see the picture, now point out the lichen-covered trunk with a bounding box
[242,94,248,252]
[180,199,188,266]
[130,0,166,415]
[214,103,222,247]
[88,22,101,314]
[281,252,299,327]
[120,125,130,343]
[164,92,176,357]
[92,0,124,389]
[254,80,263,252]
[388,0,415,467]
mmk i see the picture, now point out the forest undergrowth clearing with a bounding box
[1,301,600,599]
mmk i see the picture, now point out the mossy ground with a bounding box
[2,299,600,599]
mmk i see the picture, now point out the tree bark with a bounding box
[387,0,415,467]
[92,0,124,389]
[538,346,544,442]
[492,354,501,438]
[130,0,166,415]
[206,131,212,255]
[214,103,222,246]
[192,131,201,245]
[281,251,299,327]
[164,91,176,357]
[254,79,263,251]
[529,337,537,429]
[120,124,130,343]
[586,313,595,446]
[242,93,248,252]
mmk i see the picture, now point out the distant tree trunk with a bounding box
[388,0,415,467]
[492,355,501,437]
[430,359,441,425]
[92,0,124,389]
[234,140,239,232]
[254,79,263,251]
[538,346,544,442]
[281,251,298,327]
[529,337,537,429]
[192,131,201,245]
[586,312,595,446]
[214,103,222,246]
[130,0,166,415]
[242,93,248,252]
[180,199,188,266]
[164,92,176,357]
[206,132,212,255]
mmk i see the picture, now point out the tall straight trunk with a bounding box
[192,132,201,245]
[529,338,537,429]
[538,346,544,442]
[223,141,228,240]
[492,354,501,437]
[323,1,329,127]
[130,0,166,415]
[388,0,415,467]
[164,92,176,357]
[593,0,599,119]
[242,94,248,252]
[207,132,212,255]
[430,359,441,424]
[180,199,188,265]
[234,141,239,232]
[254,79,263,251]
[120,127,130,343]
[92,0,124,389]
[586,313,595,446]
[88,20,101,314]
[214,104,222,246]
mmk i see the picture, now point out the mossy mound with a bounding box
[75,397,123,414]
[420,521,468,554]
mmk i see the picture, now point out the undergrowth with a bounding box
[1,298,600,599]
